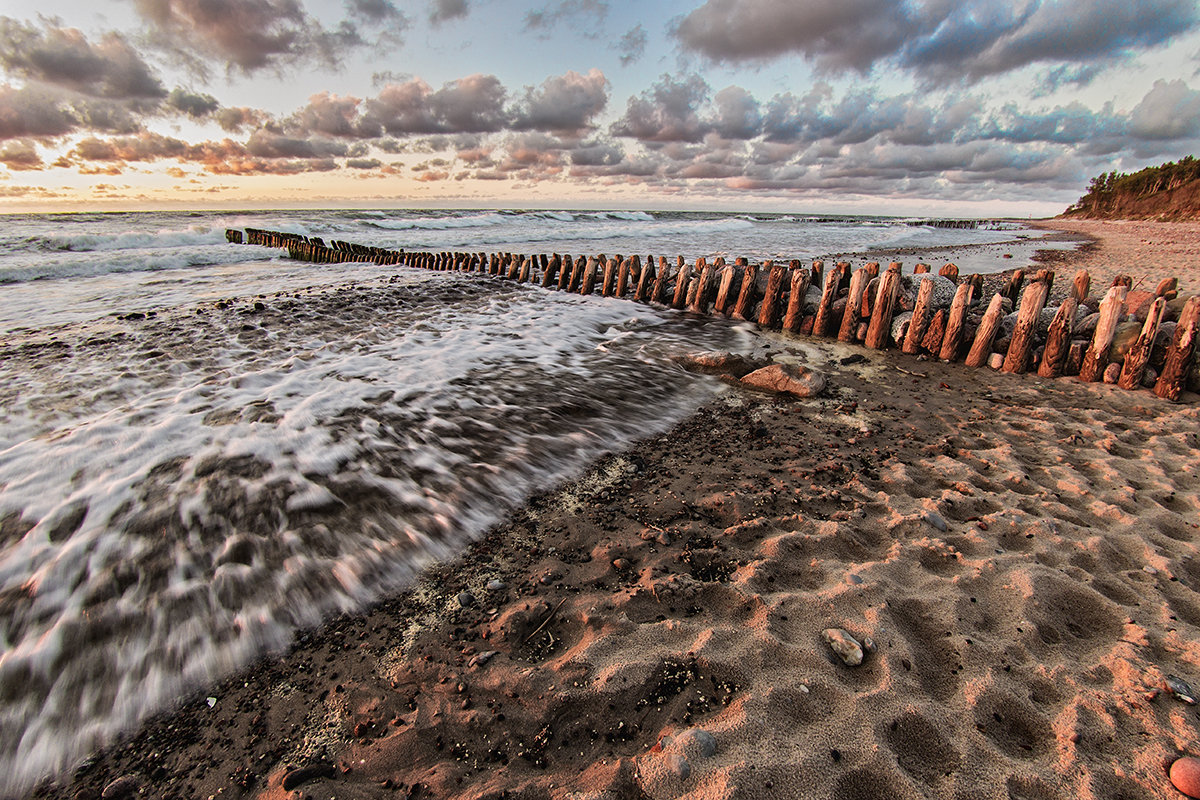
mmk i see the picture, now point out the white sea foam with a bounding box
[0,266,751,797]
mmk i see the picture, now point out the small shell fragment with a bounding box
[1167,675,1197,705]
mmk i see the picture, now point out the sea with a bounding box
[0,208,1072,796]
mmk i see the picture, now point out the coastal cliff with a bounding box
[1063,156,1200,220]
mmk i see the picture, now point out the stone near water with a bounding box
[486,578,507,591]
[822,627,865,666]
[924,511,948,532]
[987,353,1004,370]
[674,728,718,758]
[1103,362,1122,384]
[1171,756,1200,798]
[740,363,827,398]
[101,776,142,799]
[457,591,476,608]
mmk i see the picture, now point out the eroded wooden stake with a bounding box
[1037,297,1077,379]
[1079,285,1128,382]
[1154,296,1199,400]
[965,293,1005,368]
[1118,297,1166,389]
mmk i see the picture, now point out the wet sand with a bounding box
[30,220,1200,800]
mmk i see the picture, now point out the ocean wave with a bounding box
[366,213,509,231]
[0,248,277,285]
[379,215,754,250]
[43,227,230,253]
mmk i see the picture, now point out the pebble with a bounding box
[924,511,948,532]
[674,729,718,758]
[822,628,865,666]
[486,579,507,591]
[846,574,864,585]
[457,591,476,608]
[666,752,691,780]
[101,776,141,799]
[1171,756,1200,798]
[282,763,335,791]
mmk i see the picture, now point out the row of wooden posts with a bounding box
[225,228,1199,402]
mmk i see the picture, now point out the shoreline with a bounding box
[26,218,1200,800]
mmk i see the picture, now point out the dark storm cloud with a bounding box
[429,0,469,25]
[711,86,761,140]
[510,69,608,133]
[245,129,350,158]
[0,17,166,99]
[674,0,1200,84]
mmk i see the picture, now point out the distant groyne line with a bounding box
[226,228,1198,402]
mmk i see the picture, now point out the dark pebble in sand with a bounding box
[840,354,867,366]
[101,775,141,799]
[282,763,335,791]
[457,591,476,608]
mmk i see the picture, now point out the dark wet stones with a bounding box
[281,763,334,791]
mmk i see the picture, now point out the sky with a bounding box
[0,0,1198,215]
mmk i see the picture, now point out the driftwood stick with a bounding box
[864,264,902,349]
[1001,280,1050,373]
[838,267,870,343]
[939,282,974,361]
[902,277,936,355]
[758,261,786,328]
[965,293,1005,368]
[1037,297,1078,378]
[1118,297,1166,390]
[1079,285,1128,382]
[1154,296,1199,400]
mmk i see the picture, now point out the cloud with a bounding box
[511,69,608,133]
[346,157,382,168]
[615,25,647,66]
[524,0,608,35]
[0,17,166,98]
[711,86,761,140]
[674,0,1200,83]
[0,138,41,169]
[288,92,364,137]
[429,0,469,25]
[0,85,79,139]
[610,73,711,142]
[132,0,395,74]
[1127,79,1200,140]
[166,87,220,117]
[359,74,508,136]
[245,129,350,158]
[215,106,271,132]
[673,0,916,72]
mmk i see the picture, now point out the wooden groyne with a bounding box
[227,229,1199,401]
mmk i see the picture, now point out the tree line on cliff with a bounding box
[1064,156,1200,220]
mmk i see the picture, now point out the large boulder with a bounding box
[900,273,957,309]
[740,363,827,398]
[673,351,768,378]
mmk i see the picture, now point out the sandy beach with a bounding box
[1034,219,1200,297]
[31,219,1200,800]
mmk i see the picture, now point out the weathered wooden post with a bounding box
[731,262,759,321]
[652,257,670,304]
[914,263,930,274]
[1112,274,1132,289]
[939,263,958,281]
[922,309,947,353]
[1001,279,1050,373]
[965,293,1005,367]
[758,261,786,328]
[635,256,655,302]
[812,265,841,337]
[1037,297,1078,378]
[837,267,870,342]
[1003,269,1025,305]
[601,257,618,296]
[864,264,902,349]
[1154,296,1199,400]
[1079,285,1128,382]
[687,258,711,313]
[902,277,936,355]
[1070,269,1090,303]
[713,258,737,314]
[671,257,691,309]
[541,254,561,288]
[1118,297,1166,389]
[783,263,812,333]
[581,256,600,294]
